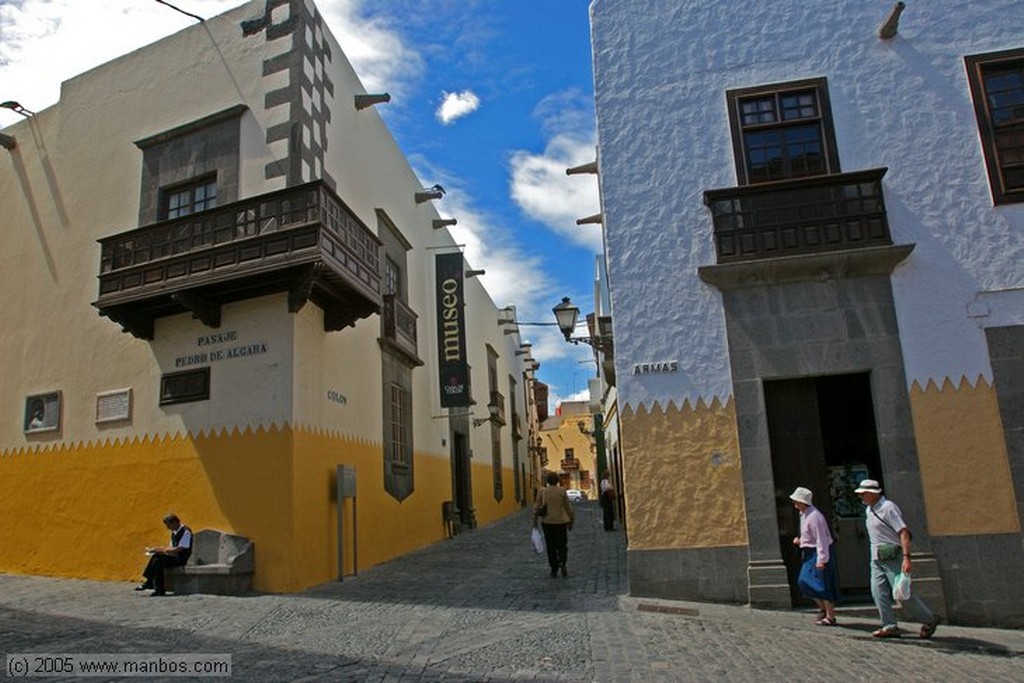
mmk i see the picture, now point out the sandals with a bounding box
[815,616,837,626]
[872,626,901,638]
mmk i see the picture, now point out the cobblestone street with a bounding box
[2,503,1022,681]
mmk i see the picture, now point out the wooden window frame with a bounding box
[160,175,218,220]
[388,382,411,468]
[384,255,402,297]
[727,77,840,186]
[966,48,1024,205]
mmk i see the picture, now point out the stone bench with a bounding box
[166,529,254,595]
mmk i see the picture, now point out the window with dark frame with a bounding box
[384,256,402,297]
[389,383,410,467]
[727,78,840,185]
[159,367,210,405]
[486,346,503,501]
[161,176,218,220]
[509,375,522,503]
[378,210,415,501]
[491,426,503,501]
[966,48,1024,205]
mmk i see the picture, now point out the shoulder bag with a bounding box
[535,489,548,519]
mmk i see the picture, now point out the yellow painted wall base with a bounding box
[470,460,522,527]
[910,376,1020,536]
[0,426,293,590]
[0,426,520,592]
[620,397,747,549]
[290,427,460,590]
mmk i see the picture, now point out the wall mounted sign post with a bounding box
[336,465,357,580]
[435,252,469,407]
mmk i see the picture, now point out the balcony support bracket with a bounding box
[99,308,155,341]
[171,291,221,329]
[288,263,322,313]
[323,306,355,332]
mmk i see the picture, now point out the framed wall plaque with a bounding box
[24,391,62,434]
[96,388,132,424]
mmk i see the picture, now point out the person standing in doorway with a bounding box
[599,470,615,531]
[854,479,941,639]
[533,472,574,577]
[789,487,839,625]
[136,513,192,596]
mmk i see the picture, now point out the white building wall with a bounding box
[0,2,293,444]
[591,0,1024,410]
[0,0,529,457]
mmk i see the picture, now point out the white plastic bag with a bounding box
[892,572,912,601]
[530,526,545,555]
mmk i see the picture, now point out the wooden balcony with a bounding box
[379,294,423,367]
[703,168,892,264]
[489,391,507,426]
[94,181,381,339]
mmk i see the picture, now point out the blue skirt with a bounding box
[797,547,841,602]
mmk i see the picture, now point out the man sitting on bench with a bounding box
[136,513,192,596]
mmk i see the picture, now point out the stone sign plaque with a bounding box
[96,388,132,424]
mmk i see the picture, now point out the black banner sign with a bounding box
[436,252,469,407]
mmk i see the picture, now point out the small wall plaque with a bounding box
[96,388,133,424]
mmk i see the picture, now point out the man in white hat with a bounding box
[854,479,941,639]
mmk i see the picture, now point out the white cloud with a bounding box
[0,1,242,126]
[436,90,480,125]
[411,156,582,367]
[0,0,423,128]
[318,2,424,101]
[557,389,592,406]
[509,91,602,252]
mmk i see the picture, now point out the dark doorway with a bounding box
[764,373,882,604]
[451,431,475,529]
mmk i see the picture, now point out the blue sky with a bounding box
[0,0,602,406]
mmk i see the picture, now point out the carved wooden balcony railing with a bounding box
[94,181,381,339]
[380,294,423,366]
[703,168,892,264]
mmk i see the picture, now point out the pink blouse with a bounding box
[798,505,833,564]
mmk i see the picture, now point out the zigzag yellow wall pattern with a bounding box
[620,397,747,550]
[0,425,518,592]
[909,375,1019,536]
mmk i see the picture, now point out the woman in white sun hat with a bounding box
[790,486,840,625]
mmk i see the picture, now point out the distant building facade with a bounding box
[0,0,536,592]
[590,0,1024,625]
[540,401,599,499]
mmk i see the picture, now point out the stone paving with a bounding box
[1,502,1022,681]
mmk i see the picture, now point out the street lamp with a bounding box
[552,297,580,342]
[552,297,610,351]
[1,101,35,117]
[472,400,502,428]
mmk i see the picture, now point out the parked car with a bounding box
[566,489,585,502]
